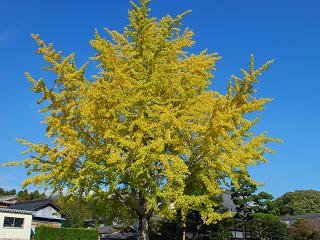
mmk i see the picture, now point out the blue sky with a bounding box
[0,0,319,198]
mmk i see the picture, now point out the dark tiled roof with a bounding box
[0,207,33,215]
[99,224,138,234]
[8,199,61,211]
[101,232,137,240]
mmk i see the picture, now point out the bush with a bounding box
[288,219,320,240]
[34,225,99,240]
[248,213,287,240]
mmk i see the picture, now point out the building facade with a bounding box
[9,199,66,234]
[0,199,66,239]
[0,208,33,240]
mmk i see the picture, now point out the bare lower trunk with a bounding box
[182,228,186,240]
[242,224,246,240]
[138,215,149,240]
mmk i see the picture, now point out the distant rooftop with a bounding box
[221,191,237,213]
[0,195,19,204]
[282,213,320,221]
[0,195,18,200]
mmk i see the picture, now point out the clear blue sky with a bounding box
[1,0,319,198]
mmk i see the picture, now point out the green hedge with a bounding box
[34,226,99,240]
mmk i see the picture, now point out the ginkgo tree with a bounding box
[10,0,277,239]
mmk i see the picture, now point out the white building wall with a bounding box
[34,206,61,219]
[0,212,32,240]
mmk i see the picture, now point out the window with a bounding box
[3,217,24,228]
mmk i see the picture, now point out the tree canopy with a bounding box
[276,190,320,216]
[0,188,16,196]
[8,0,276,239]
[231,178,279,218]
[249,213,287,240]
[0,187,46,201]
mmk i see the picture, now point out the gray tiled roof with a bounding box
[0,195,18,203]
[282,214,320,221]
[0,195,18,200]
[0,207,33,215]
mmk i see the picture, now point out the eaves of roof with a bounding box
[0,208,33,215]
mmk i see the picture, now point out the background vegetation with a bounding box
[276,190,320,216]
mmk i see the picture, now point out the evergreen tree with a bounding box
[276,190,320,215]
[57,194,94,228]
[231,178,257,239]
[249,213,287,240]
[231,176,280,239]
[0,188,16,196]
[17,189,46,201]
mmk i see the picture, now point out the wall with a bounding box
[34,206,61,219]
[0,212,32,240]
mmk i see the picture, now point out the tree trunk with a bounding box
[138,214,149,240]
[182,228,186,240]
[242,224,246,240]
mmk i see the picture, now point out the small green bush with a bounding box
[34,225,99,240]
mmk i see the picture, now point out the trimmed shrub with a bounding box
[34,225,99,240]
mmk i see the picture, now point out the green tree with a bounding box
[231,177,257,239]
[8,1,276,239]
[248,213,287,240]
[0,187,47,200]
[17,189,46,201]
[231,176,280,239]
[57,195,94,228]
[252,192,279,215]
[207,218,233,240]
[276,190,320,216]
[0,188,16,196]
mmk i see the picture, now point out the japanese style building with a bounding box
[0,198,65,239]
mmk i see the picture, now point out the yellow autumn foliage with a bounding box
[9,0,277,231]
